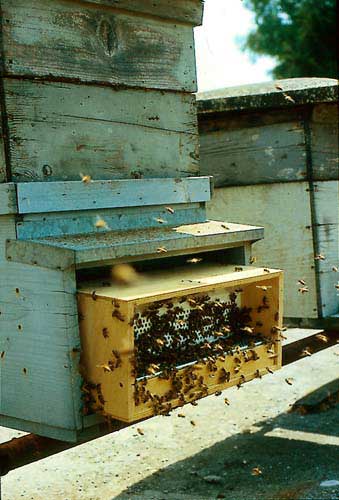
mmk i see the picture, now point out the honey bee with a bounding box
[190,420,196,426]
[301,348,312,357]
[234,267,243,272]
[298,287,309,294]
[191,401,198,406]
[95,216,108,229]
[96,363,112,372]
[221,224,229,230]
[186,257,203,264]
[283,93,295,103]
[332,266,338,272]
[256,285,271,291]
[157,247,168,253]
[298,279,306,286]
[154,217,166,224]
[263,268,270,273]
[242,326,254,334]
[250,256,257,264]
[316,333,329,343]
[102,327,109,339]
[215,391,222,396]
[266,367,274,374]
[285,378,293,385]
[137,428,144,436]
[255,369,262,379]
[251,467,262,476]
[112,309,125,322]
[80,173,91,183]
[165,206,175,214]
[224,398,230,405]
[275,83,283,91]
[91,291,97,301]
[177,413,186,418]
[315,254,325,260]
[214,331,224,338]
[155,338,165,347]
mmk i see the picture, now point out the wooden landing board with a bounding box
[1,0,198,92]
[5,80,199,183]
[16,177,211,214]
[6,221,264,270]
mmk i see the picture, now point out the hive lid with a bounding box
[6,221,264,270]
[78,263,281,302]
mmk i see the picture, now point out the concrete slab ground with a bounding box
[1,336,339,500]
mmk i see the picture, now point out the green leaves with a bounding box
[242,0,336,79]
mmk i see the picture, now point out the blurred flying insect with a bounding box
[165,206,175,214]
[186,257,203,264]
[137,428,144,436]
[285,378,294,385]
[332,266,339,272]
[154,217,167,224]
[256,285,271,291]
[95,216,108,229]
[298,287,309,294]
[315,254,325,260]
[316,333,329,343]
[80,173,91,183]
[250,256,257,264]
[283,93,295,103]
[275,83,283,91]
[157,247,168,253]
[301,347,312,357]
[298,279,306,286]
[251,467,262,476]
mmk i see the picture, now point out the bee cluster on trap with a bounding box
[79,272,282,422]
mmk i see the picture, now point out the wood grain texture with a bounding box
[1,0,197,91]
[0,215,82,436]
[16,178,211,214]
[5,79,199,182]
[16,203,206,239]
[0,184,17,214]
[207,183,318,318]
[312,180,339,317]
[7,221,264,270]
[199,120,306,187]
[78,0,204,25]
[311,104,339,181]
[0,107,6,182]
[78,264,282,422]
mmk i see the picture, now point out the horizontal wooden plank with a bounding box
[5,79,199,182]
[78,0,204,25]
[6,221,264,269]
[2,0,197,91]
[16,178,211,214]
[199,121,306,187]
[16,203,206,239]
[0,184,17,215]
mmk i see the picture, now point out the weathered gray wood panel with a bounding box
[0,104,6,182]
[5,79,199,182]
[207,183,318,318]
[78,0,204,25]
[0,215,82,435]
[16,178,210,214]
[311,104,339,181]
[1,0,197,92]
[0,184,16,214]
[199,120,306,187]
[312,181,339,317]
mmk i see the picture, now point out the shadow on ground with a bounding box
[116,381,339,500]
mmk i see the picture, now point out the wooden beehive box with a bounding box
[78,265,283,422]
[198,78,339,324]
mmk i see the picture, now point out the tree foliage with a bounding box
[243,0,337,79]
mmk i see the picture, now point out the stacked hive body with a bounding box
[0,0,279,441]
[198,78,338,323]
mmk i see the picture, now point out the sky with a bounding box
[194,0,277,92]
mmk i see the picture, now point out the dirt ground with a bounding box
[1,337,339,500]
